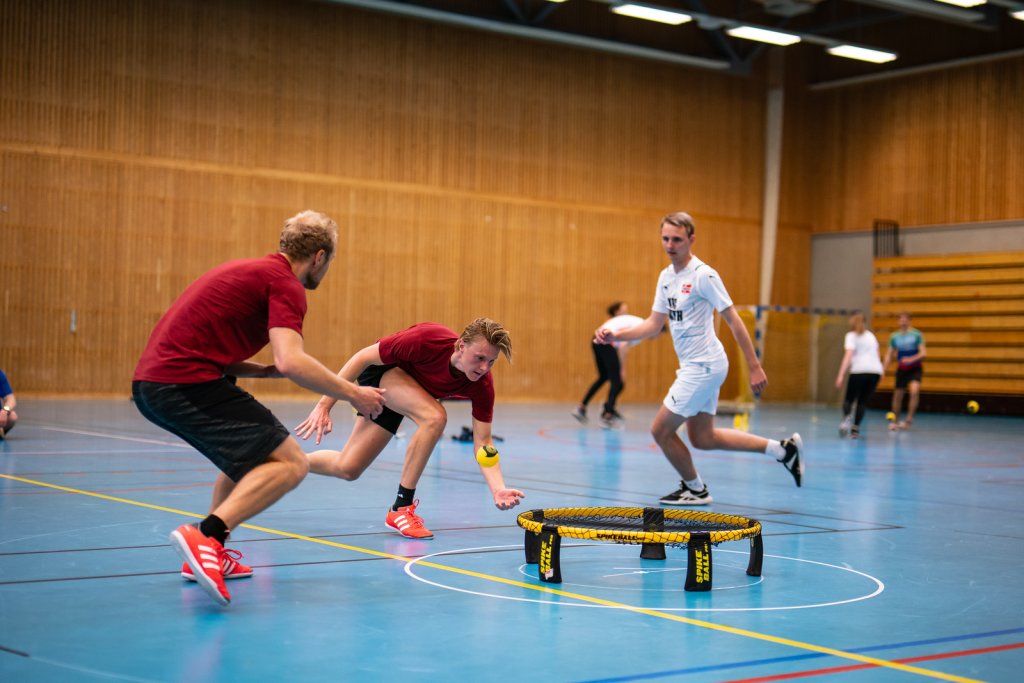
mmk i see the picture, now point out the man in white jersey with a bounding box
[595,212,804,504]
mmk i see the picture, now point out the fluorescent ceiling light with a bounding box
[1013,9,1024,19]
[827,44,897,63]
[611,4,692,25]
[725,25,801,46]
[932,0,986,6]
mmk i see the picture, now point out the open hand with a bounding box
[493,488,525,510]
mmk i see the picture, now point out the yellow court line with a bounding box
[0,473,983,683]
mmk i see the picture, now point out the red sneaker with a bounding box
[385,499,434,539]
[181,547,252,581]
[169,524,231,606]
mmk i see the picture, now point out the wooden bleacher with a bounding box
[872,251,1024,400]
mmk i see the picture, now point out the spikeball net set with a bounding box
[516,507,763,592]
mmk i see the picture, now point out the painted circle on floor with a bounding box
[404,543,884,612]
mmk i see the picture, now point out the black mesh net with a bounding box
[517,507,760,547]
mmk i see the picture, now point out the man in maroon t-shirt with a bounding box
[132,210,386,606]
[295,319,524,539]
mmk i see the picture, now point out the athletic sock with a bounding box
[765,440,786,458]
[199,514,229,545]
[683,475,705,492]
[393,484,415,511]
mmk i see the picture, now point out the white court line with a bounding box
[38,425,189,448]
[404,543,884,612]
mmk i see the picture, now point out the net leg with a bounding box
[640,507,666,560]
[640,543,666,560]
[746,531,763,577]
[525,529,540,564]
[524,509,545,564]
[684,533,712,592]
[537,524,562,584]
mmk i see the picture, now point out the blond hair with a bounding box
[661,211,695,237]
[279,210,338,261]
[460,318,512,364]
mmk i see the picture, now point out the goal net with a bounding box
[720,306,855,408]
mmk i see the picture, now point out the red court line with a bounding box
[721,642,1024,683]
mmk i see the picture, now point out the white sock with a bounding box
[684,475,705,492]
[765,440,785,458]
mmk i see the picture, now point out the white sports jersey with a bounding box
[602,314,646,348]
[845,330,884,374]
[652,255,733,364]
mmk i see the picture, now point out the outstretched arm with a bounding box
[294,343,385,444]
[223,361,281,378]
[720,306,767,395]
[595,311,667,345]
[269,327,385,418]
[473,418,525,510]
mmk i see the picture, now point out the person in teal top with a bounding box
[882,312,926,430]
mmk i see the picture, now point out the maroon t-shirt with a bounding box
[134,253,306,384]
[378,322,495,423]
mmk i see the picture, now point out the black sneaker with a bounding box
[570,406,587,424]
[778,433,804,487]
[659,481,713,505]
[850,425,860,439]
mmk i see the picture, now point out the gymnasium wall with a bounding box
[0,0,782,403]
[2,1,1019,406]
[803,56,1024,233]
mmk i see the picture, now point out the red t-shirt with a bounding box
[133,253,306,384]
[377,322,495,423]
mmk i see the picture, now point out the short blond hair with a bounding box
[460,318,512,364]
[661,211,695,237]
[279,210,338,260]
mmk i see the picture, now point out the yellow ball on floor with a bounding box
[476,445,500,468]
[966,400,980,414]
[885,411,896,421]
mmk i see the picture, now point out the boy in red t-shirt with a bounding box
[133,211,386,606]
[296,319,524,538]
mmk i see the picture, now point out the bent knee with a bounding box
[335,466,363,482]
[417,408,448,434]
[284,454,309,487]
[650,422,676,445]
[271,439,311,485]
[689,433,716,450]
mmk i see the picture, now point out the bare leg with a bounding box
[210,437,309,530]
[650,405,697,480]
[686,413,770,452]
[308,416,394,480]
[891,388,905,421]
[209,473,236,513]
[374,370,447,489]
[905,380,921,425]
[308,368,446,490]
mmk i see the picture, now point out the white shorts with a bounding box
[662,357,729,418]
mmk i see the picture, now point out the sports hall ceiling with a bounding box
[322,0,1024,86]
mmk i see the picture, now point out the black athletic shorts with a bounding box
[356,364,404,435]
[132,378,290,482]
[894,366,923,389]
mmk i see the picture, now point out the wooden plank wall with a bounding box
[873,251,1024,396]
[804,56,1024,233]
[0,0,802,403]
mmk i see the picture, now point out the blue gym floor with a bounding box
[1,399,1022,682]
